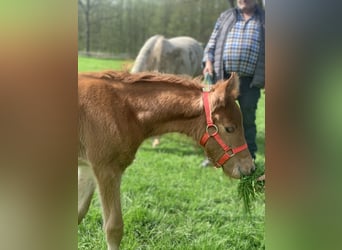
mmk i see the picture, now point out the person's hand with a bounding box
[202,60,213,76]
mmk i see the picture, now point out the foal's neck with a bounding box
[126,83,204,140]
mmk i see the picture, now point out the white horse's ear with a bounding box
[210,73,240,109]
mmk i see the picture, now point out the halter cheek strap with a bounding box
[199,91,248,168]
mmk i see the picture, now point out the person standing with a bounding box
[202,0,265,166]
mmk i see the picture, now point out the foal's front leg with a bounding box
[94,166,124,250]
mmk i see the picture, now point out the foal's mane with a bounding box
[99,70,205,90]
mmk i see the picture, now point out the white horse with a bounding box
[131,35,203,77]
[131,35,204,147]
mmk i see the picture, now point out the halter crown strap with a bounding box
[202,91,213,125]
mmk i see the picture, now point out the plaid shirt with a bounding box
[206,9,262,76]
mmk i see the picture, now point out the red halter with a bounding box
[199,91,248,168]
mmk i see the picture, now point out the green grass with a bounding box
[78,58,265,250]
[78,56,133,72]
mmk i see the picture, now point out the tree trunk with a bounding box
[85,6,90,55]
[79,0,91,56]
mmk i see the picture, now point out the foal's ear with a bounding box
[211,73,240,108]
[225,72,240,99]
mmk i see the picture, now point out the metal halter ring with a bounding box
[206,124,218,136]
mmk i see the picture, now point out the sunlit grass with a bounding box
[78,134,265,250]
[78,56,133,72]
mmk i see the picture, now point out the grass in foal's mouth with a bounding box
[238,163,265,215]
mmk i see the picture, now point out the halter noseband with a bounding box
[199,90,248,168]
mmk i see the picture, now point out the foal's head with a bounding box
[200,73,255,179]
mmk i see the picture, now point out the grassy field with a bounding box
[78,57,265,250]
[78,56,133,72]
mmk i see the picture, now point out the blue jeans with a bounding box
[237,76,261,159]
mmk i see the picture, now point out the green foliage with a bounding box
[78,58,265,249]
[78,0,234,56]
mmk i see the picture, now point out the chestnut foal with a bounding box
[78,71,255,250]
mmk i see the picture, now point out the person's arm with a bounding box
[202,18,222,76]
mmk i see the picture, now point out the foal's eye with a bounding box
[225,126,235,133]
